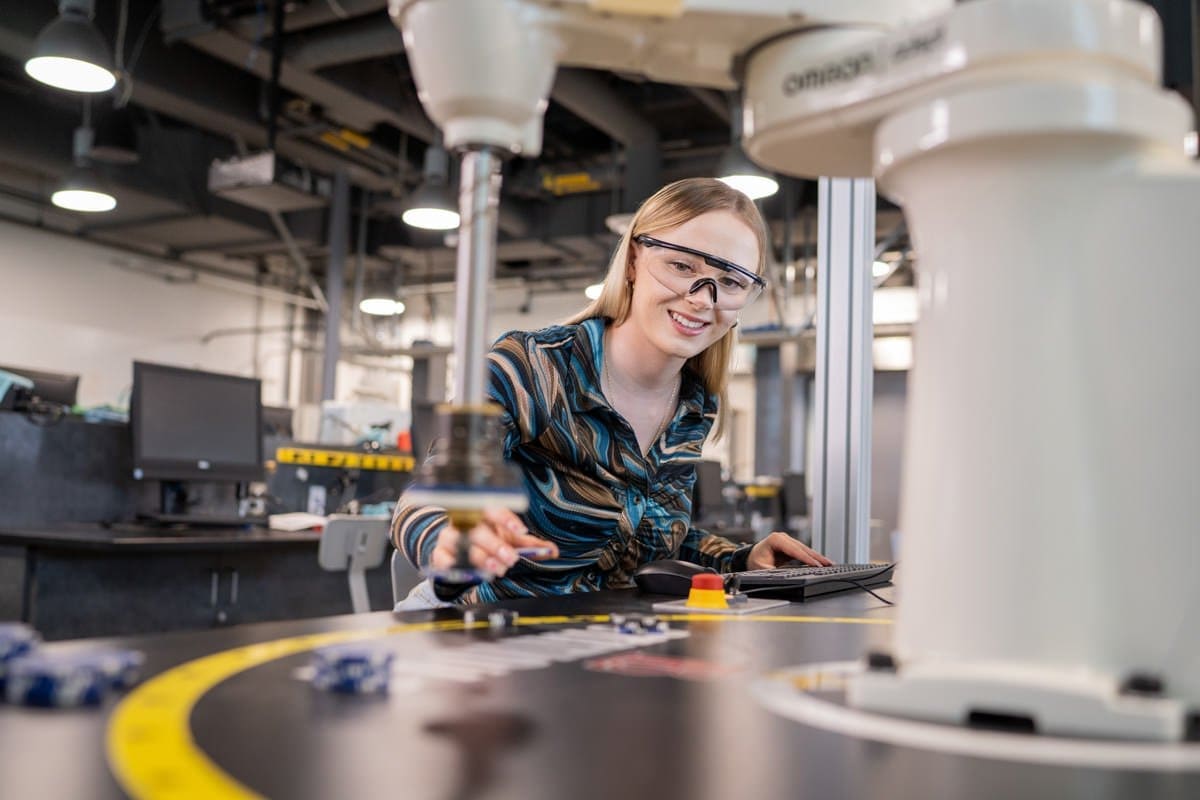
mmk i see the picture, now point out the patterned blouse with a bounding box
[391,316,752,603]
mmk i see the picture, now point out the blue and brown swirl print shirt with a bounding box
[392,317,753,603]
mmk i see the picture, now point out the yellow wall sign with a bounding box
[275,447,414,472]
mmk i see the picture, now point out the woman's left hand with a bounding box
[746,531,833,570]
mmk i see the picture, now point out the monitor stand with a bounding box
[137,481,268,528]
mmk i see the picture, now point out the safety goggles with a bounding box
[634,234,766,310]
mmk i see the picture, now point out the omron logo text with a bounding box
[782,52,874,96]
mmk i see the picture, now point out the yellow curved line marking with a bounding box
[106,612,888,799]
[107,621,445,800]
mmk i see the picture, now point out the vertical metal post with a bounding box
[281,300,294,405]
[410,343,448,458]
[812,177,875,563]
[298,308,323,405]
[752,338,803,477]
[411,347,448,408]
[789,371,807,474]
[454,148,502,405]
[321,169,349,402]
[753,343,784,478]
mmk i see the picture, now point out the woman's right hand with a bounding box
[430,508,558,577]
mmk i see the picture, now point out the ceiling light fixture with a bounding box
[52,124,116,213]
[359,297,406,316]
[25,0,117,94]
[717,93,778,201]
[717,143,779,201]
[402,145,460,230]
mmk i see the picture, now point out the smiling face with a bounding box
[626,209,761,362]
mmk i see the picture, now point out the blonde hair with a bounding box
[564,177,769,440]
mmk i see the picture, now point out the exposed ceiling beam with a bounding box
[286,14,405,70]
[687,87,731,124]
[0,2,398,192]
[550,69,661,208]
[162,3,543,237]
[231,0,388,37]
[166,10,437,140]
[551,69,659,150]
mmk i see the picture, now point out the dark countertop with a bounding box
[0,522,322,552]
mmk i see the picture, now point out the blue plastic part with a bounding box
[311,644,395,694]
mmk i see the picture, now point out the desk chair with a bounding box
[317,515,391,613]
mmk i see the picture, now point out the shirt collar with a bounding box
[568,317,715,420]
[568,317,608,413]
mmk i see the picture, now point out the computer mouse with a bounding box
[633,559,719,596]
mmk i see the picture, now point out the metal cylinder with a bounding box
[453,147,502,405]
[321,169,350,402]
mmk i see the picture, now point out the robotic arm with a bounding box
[393,0,950,161]
[393,0,1200,742]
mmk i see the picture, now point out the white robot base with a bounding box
[849,659,1195,742]
[755,661,1200,771]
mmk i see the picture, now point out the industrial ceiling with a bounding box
[0,1,1190,311]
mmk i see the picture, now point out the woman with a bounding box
[393,177,830,605]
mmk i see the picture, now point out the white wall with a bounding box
[0,220,291,407]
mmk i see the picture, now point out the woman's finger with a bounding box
[464,522,519,567]
[480,509,558,559]
[482,507,529,539]
[769,532,832,566]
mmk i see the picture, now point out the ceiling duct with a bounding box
[208,150,330,212]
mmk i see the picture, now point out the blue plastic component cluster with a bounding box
[311,644,394,694]
[0,623,144,708]
[609,614,669,635]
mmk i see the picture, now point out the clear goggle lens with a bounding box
[635,235,765,310]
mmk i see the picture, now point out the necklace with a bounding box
[602,346,680,456]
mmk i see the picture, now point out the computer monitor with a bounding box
[131,362,263,483]
[692,460,726,521]
[0,364,79,407]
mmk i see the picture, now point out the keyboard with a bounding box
[728,562,895,601]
